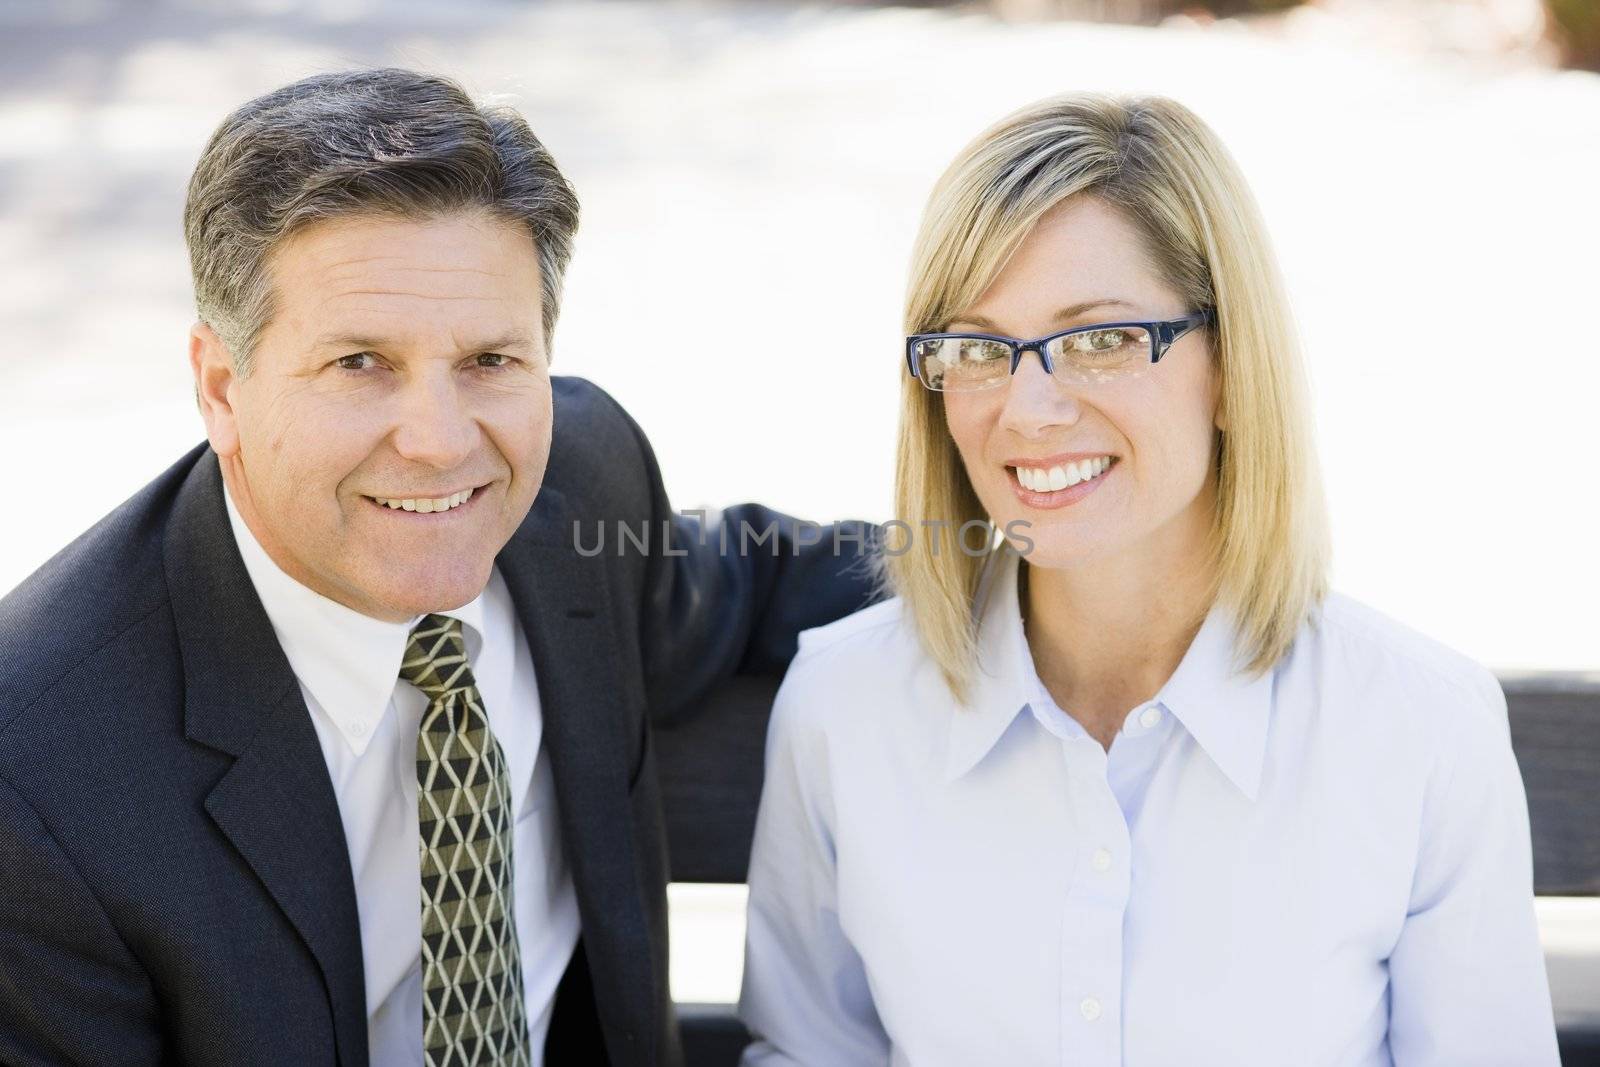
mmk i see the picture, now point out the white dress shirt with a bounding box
[739,546,1558,1066]
[224,488,580,1066]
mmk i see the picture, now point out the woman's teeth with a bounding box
[1013,456,1113,493]
[371,487,475,513]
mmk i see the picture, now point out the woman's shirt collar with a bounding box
[944,545,1274,800]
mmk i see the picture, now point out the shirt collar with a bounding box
[943,547,1273,801]
[223,485,487,757]
[1154,582,1274,801]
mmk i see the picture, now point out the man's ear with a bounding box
[190,322,241,458]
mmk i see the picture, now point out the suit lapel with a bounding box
[165,450,369,1067]
[496,486,652,1054]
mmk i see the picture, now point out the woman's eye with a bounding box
[335,352,375,371]
[959,340,1006,362]
[1086,330,1125,350]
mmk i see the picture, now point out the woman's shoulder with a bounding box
[1306,590,1506,727]
[794,595,915,663]
[768,595,941,744]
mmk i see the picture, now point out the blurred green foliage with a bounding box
[1545,0,1600,70]
[1196,0,1304,12]
[1061,0,1306,20]
[1137,0,1305,15]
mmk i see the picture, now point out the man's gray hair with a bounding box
[183,68,580,377]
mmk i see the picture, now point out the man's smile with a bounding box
[362,482,489,515]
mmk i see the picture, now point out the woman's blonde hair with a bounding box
[885,91,1330,703]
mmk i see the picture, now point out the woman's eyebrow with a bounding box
[1050,298,1137,323]
[951,298,1137,332]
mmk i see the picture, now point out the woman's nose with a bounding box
[997,347,1082,436]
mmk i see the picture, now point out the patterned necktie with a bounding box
[400,613,532,1067]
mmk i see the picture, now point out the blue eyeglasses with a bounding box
[906,309,1215,392]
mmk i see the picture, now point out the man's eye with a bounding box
[476,352,510,368]
[335,352,375,371]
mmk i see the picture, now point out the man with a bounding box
[0,69,874,1066]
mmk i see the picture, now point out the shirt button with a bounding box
[1139,706,1162,730]
[1091,848,1113,873]
[1080,997,1102,1021]
[348,720,368,737]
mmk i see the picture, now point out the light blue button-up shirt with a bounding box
[739,547,1557,1066]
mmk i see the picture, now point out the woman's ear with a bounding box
[1208,353,1228,433]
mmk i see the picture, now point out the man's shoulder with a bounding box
[544,374,656,517]
[549,374,644,454]
[551,373,628,426]
[0,443,204,731]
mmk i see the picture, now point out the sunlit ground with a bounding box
[2,0,1596,1023]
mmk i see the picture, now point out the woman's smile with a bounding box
[1006,454,1118,509]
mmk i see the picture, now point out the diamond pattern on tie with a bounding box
[401,613,531,1067]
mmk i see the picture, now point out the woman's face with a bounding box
[942,195,1223,573]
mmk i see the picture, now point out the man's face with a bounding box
[192,210,553,622]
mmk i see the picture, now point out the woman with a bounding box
[736,93,1557,1066]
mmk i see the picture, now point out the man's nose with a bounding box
[390,370,479,468]
[997,346,1082,436]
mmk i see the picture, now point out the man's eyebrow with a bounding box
[951,298,1138,332]
[311,333,537,353]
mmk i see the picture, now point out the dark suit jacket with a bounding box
[0,376,877,1066]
